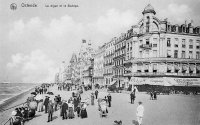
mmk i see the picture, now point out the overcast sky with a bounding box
[0,0,200,83]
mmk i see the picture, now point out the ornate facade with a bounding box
[104,38,115,87]
[93,44,106,87]
[123,4,200,86]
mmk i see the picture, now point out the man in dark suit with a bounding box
[44,96,49,113]
[95,90,99,99]
[61,101,68,120]
[130,92,135,104]
[107,93,112,107]
[47,100,54,122]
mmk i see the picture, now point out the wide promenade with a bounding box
[23,85,200,125]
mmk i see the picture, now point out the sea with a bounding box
[0,83,36,105]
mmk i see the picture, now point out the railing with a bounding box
[139,43,152,49]
[1,102,27,125]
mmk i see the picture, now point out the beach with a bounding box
[0,83,37,124]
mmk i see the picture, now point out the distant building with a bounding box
[113,33,127,87]
[93,44,106,87]
[104,38,116,87]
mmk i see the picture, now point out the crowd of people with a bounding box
[9,84,51,125]
[8,83,146,125]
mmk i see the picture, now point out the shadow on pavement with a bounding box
[132,120,139,125]
[52,116,58,120]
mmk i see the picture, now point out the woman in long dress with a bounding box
[37,99,43,112]
[91,93,95,105]
[68,102,74,119]
[80,102,88,118]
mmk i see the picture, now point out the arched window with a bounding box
[146,16,150,32]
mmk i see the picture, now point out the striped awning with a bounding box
[153,64,157,70]
[189,64,195,71]
[143,64,149,70]
[182,64,188,71]
[197,65,200,71]
[137,64,142,70]
[174,64,180,70]
[167,63,172,71]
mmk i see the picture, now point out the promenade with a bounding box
[23,85,200,125]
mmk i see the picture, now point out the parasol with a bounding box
[35,94,43,101]
[47,92,54,95]
[31,92,37,95]
[29,101,37,109]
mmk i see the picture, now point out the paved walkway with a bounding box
[25,85,200,125]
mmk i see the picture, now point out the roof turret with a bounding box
[142,4,156,15]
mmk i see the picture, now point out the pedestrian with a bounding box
[91,93,95,105]
[136,101,144,125]
[74,96,79,112]
[76,103,81,117]
[80,102,88,118]
[154,91,157,100]
[150,91,154,100]
[61,100,68,120]
[37,99,43,112]
[107,93,112,107]
[44,96,49,113]
[95,90,98,99]
[47,100,54,122]
[130,92,136,104]
[68,101,75,119]
[54,96,58,111]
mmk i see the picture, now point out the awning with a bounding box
[143,64,149,70]
[109,80,117,86]
[197,65,200,71]
[167,63,172,71]
[189,64,195,71]
[137,64,142,70]
[182,64,188,71]
[153,64,157,70]
[174,64,180,71]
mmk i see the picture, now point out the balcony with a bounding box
[140,43,152,49]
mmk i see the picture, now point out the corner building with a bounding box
[124,4,200,86]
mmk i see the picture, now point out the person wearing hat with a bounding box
[10,110,23,125]
[47,100,54,122]
[95,90,99,99]
[107,93,112,107]
[61,100,68,120]
[44,96,49,113]
[136,101,144,125]
[54,96,58,111]
[91,93,95,105]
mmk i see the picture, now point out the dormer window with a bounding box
[197,28,200,34]
[172,25,176,32]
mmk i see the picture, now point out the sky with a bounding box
[0,0,200,83]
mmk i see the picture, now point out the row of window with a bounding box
[114,59,124,66]
[104,58,113,65]
[104,68,113,74]
[115,41,126,50]
[115,50,125,57]
[138,50,200,59]
[167,38,200,49]
[114,68,124,76]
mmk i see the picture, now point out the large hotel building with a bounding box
[117,4,200,87]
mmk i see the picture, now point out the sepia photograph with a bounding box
[0,0,200,125]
